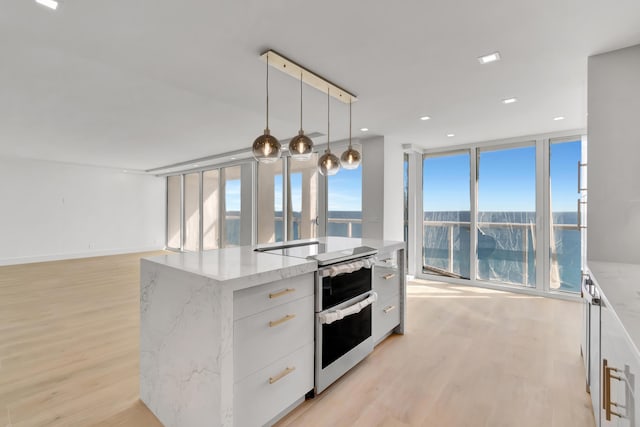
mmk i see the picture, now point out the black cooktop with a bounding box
[258,241,377,266]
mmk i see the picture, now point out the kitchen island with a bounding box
[140,237,406,427]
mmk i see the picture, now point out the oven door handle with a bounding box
[319,292,378,325]
[320,257,375,278]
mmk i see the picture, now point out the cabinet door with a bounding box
[601,299,639,426]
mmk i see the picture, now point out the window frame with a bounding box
[414,131,585,300]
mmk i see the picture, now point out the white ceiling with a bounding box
[1,0,639,171]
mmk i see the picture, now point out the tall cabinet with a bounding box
[586,44,640,426]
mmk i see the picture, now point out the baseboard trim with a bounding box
[0,246,165,266]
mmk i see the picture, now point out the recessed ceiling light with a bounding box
[192,164,200,167]
[360,128,369,132]
[447,133,455,138]
[419,116,431,121]
[478,52,501,64]
[36,0,58,10]
[230,157,236,160]
[122,170,128,173]
[502,97,518,104]
[553,116,565,121]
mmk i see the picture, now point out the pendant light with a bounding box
[340,98,361,169]
[252,53,281,163]
[318,88,340,176]
[288,72,313,160]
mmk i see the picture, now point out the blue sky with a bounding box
[225,179,241,211]
[423,141,581,212]
[328,167,362,211]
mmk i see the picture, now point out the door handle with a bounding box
[603,359,625,420]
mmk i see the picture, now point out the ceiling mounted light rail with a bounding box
[260,50,357,104]
[253,49,360,174]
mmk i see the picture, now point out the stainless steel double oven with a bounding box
[314,251,377,394]
[257,241,378,394]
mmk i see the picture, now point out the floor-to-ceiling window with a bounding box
[202,169,220,250]
[257,160,284,244]
[477,144,536,287]
[327,167,362,238]
[183,173,200,251]
[422,151,471,279]
[256,154,319,244]
[222,165,242,247]
[166,162,251,251]
[549,138,582,293]
[418,134,585,295]
[166,175,182,250]
[288,153,319,240]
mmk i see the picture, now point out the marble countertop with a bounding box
[143,247,317,291]
[588,260,640,356]
[143,237,405,291]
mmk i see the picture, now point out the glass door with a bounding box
[422,151,471,279]
[477,144,536,287]
[549,138,583,293]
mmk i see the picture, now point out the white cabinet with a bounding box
[600,297,639,426]
[373,250,402,344]
[233,272,315,427]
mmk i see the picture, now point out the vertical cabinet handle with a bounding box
[603,358,625,420]
[269,366,296,384]
[269,288,295,299]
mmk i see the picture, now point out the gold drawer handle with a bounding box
[383,273,396,280]
[269,314,296,327]
[383,305,396,314]
[269,288,295,299]
[269,366,296,384]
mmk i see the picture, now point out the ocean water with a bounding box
[423,211,581,292]
[228,209,579,292]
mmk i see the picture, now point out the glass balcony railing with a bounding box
[423,220,581,292]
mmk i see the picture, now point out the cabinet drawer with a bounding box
[234,273,314,321]
[373,294,400,344]
[373,263,400,303]
[234,295,314,381]
[234,343,314,427]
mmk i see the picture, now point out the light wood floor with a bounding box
[0,253,595,427]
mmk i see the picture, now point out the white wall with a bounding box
[361,136,385,240]
[587,44,640,264]
[383,141,405,242]
[361,136,406,242]
[0,157,166,265]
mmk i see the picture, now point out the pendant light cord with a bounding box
[266,54,269,130]
[300,72,303,131]
[349,98,352,149]
[327,88,330,151]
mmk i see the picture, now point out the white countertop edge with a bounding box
[587,260,640,357]
[141,237,405,291]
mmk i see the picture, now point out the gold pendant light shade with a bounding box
[318,88,341,176]
[252,53,282,163]
[340,99,361,169]
[289,72,314,160]
[318,150,340,176]
[289,131,313,160]
[252,129,281,163]
[340,146,361,169]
